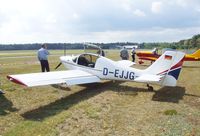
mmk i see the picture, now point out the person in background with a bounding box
[101,50,105,57]
[131,47,136,62]
[37,44,50,72]
[120,46,129,60]
[152,48,158,55]
[97,49,105,56]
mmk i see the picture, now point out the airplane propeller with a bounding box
[55,62,62,70]
[55,44,67,70]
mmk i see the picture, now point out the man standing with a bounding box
[120,46,129,60]
[37,44,50,72]
[152,48,158,55]
[131,47,136,62]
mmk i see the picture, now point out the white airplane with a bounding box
[7,49,185,91]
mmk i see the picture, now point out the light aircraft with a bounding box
[137,48,200,64]
[7,45,185,91]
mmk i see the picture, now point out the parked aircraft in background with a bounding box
[136,48,200,64]
[7,45,185,91]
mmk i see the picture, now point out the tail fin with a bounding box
[191,49,200,57]
[145,51,185,86]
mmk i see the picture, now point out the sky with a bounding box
[0,0,200,44]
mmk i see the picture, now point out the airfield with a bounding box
[0,49,200,136]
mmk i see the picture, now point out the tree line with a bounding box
[0,34,199,50]
[0,42,138,50]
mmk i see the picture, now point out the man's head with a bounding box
[42,44,47,49]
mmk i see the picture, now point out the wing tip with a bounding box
[7,75,28,87]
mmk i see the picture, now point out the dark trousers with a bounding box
[132,55,135,62]
[40,60,50,72]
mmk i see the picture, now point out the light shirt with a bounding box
[131,48,136,55]
[37,48,50,60]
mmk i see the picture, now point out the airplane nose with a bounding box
[60,56,73,62]
[54,56,66,70]
[60,56,66,62]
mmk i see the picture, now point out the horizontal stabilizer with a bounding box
[135,74,162,82]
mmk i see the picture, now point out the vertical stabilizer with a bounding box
[191,49,200,57]
[145,51,185,86]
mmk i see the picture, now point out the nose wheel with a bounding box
[147,84,153,91]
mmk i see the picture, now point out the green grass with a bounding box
[85,105,101,119]
[164,109,178,115]
[5,112,72,136]
[0,49,200,136]
[0,50,83,57]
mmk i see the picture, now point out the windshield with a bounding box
[84,43,102,55]
[77,54,99,68]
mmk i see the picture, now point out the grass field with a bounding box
[0,50,200,136]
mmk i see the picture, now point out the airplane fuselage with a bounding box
[60,54,143,82]
[137,51,200,62]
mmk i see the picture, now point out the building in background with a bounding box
[123,45,139,49]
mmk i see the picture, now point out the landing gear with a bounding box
[139,60,144,64]
[147,84,153,91]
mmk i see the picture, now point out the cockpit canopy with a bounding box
[84,43,104,56]
[73,53,99,68]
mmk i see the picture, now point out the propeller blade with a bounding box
[55,62,62,70]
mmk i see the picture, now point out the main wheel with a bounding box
[147,84,153,91]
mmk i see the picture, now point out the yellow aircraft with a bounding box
[136,49,200,64]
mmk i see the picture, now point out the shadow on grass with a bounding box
[21,82,199,121]
[152,86,200,103]
[0,94,18,116]
[21,82,111,120]
[21,81,141,121]
[152,86,185,103]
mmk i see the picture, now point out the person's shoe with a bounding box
[0,90,5,94]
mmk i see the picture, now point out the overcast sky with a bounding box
[0,0,200,44]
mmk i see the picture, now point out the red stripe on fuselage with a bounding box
[136,52,160,58]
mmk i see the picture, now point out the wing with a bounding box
[116,60,135,67]
[7,70,101,87]
[134,74,162,82]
